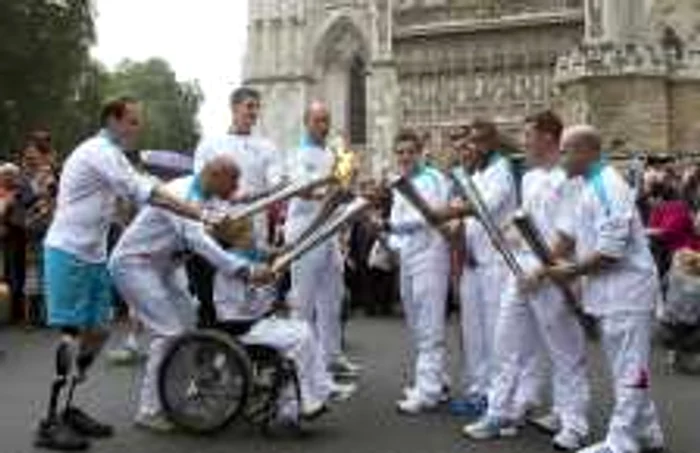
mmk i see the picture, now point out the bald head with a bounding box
[561,124,603,177]
[200,156,240,199]
[561,125,602,154]
[304,100,331,146]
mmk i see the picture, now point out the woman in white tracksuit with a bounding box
[388,130,451,414]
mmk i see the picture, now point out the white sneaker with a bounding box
[462,416,518,440]
[329,355,361,378]
[134,412,175,433]
[107,345,143,365]
[553,428,586,452]
[329,381,357,403]
[529,411,561,434]
[300,399,328,420]
[396,393,438,415]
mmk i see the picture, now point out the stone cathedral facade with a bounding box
[243,0,700,173]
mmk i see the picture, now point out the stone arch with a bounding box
[309,13,371,146]
[310,13,370,73]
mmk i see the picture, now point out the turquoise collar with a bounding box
[99,128,119,146]
[410,163,428,179]
[488,150,503,165]
[187,176,206,202]
[300,133,324,150]
[583,158,607,182]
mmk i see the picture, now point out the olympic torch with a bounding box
[511,210,598,338]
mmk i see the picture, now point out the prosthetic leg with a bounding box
[36,329,113,451]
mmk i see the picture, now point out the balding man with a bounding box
[285,101,358,378]
[109,157,274,431]
[526,125,664,453]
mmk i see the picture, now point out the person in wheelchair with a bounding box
[213,252,358,425]
[109,156,274,431]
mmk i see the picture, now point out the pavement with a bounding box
[0,317,698,453]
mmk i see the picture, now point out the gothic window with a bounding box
[348,54,367,146]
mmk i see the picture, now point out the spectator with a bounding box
[0,163,32,324]
[647,182,700,278]
[22,141,58,325]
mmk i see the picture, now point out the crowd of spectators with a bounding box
[0,130,57,326]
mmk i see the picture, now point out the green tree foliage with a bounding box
[0,1,203,160]
[0,0,96,160]
[105,58,204,153]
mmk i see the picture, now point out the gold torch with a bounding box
[210,138,359,250]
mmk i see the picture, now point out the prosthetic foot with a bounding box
[36,334,90,451]
[35,418,89,451]
[62,407,114,438]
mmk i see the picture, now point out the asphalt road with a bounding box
[0,317,698,453]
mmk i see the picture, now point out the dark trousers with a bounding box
[3,234,26,323]
[186,254,216,327]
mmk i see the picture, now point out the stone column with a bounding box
[586,0,653,44]
[367,59,399,177]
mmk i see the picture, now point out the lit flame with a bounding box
[332,137,357,187]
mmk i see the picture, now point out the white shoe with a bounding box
[300,399,328,420]
[553,428,586,451]
[329,355,361,378]
[462,416,518,440]
[529,411,561,435]
[329,381,357,403]
[401,386,415,398]
[134,412,175,433]
[107,345,143,365]
[396,393,438,415]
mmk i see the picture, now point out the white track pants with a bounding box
[459,265,489,396]
[400,258,449,403]
[458,262,510,397]
[240,316,333,410]
[290,242,344,366]
[600,312,664,453]
[488,270,589,435]
[109,260,197,416]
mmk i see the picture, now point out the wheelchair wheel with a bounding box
[158,329,252,434]
[242,344,300,428]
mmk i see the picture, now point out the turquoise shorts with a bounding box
[44,247,113,328]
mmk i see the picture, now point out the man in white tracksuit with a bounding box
[463,112,590,452]
[451,120,545,417]
[533,125,665,453]
[387,129,452,414]
[447,128,491,416]
[193,87,286,317]
[109,158,274,431]
[285,101,357,377]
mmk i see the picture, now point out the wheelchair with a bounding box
[157,307,301,434]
